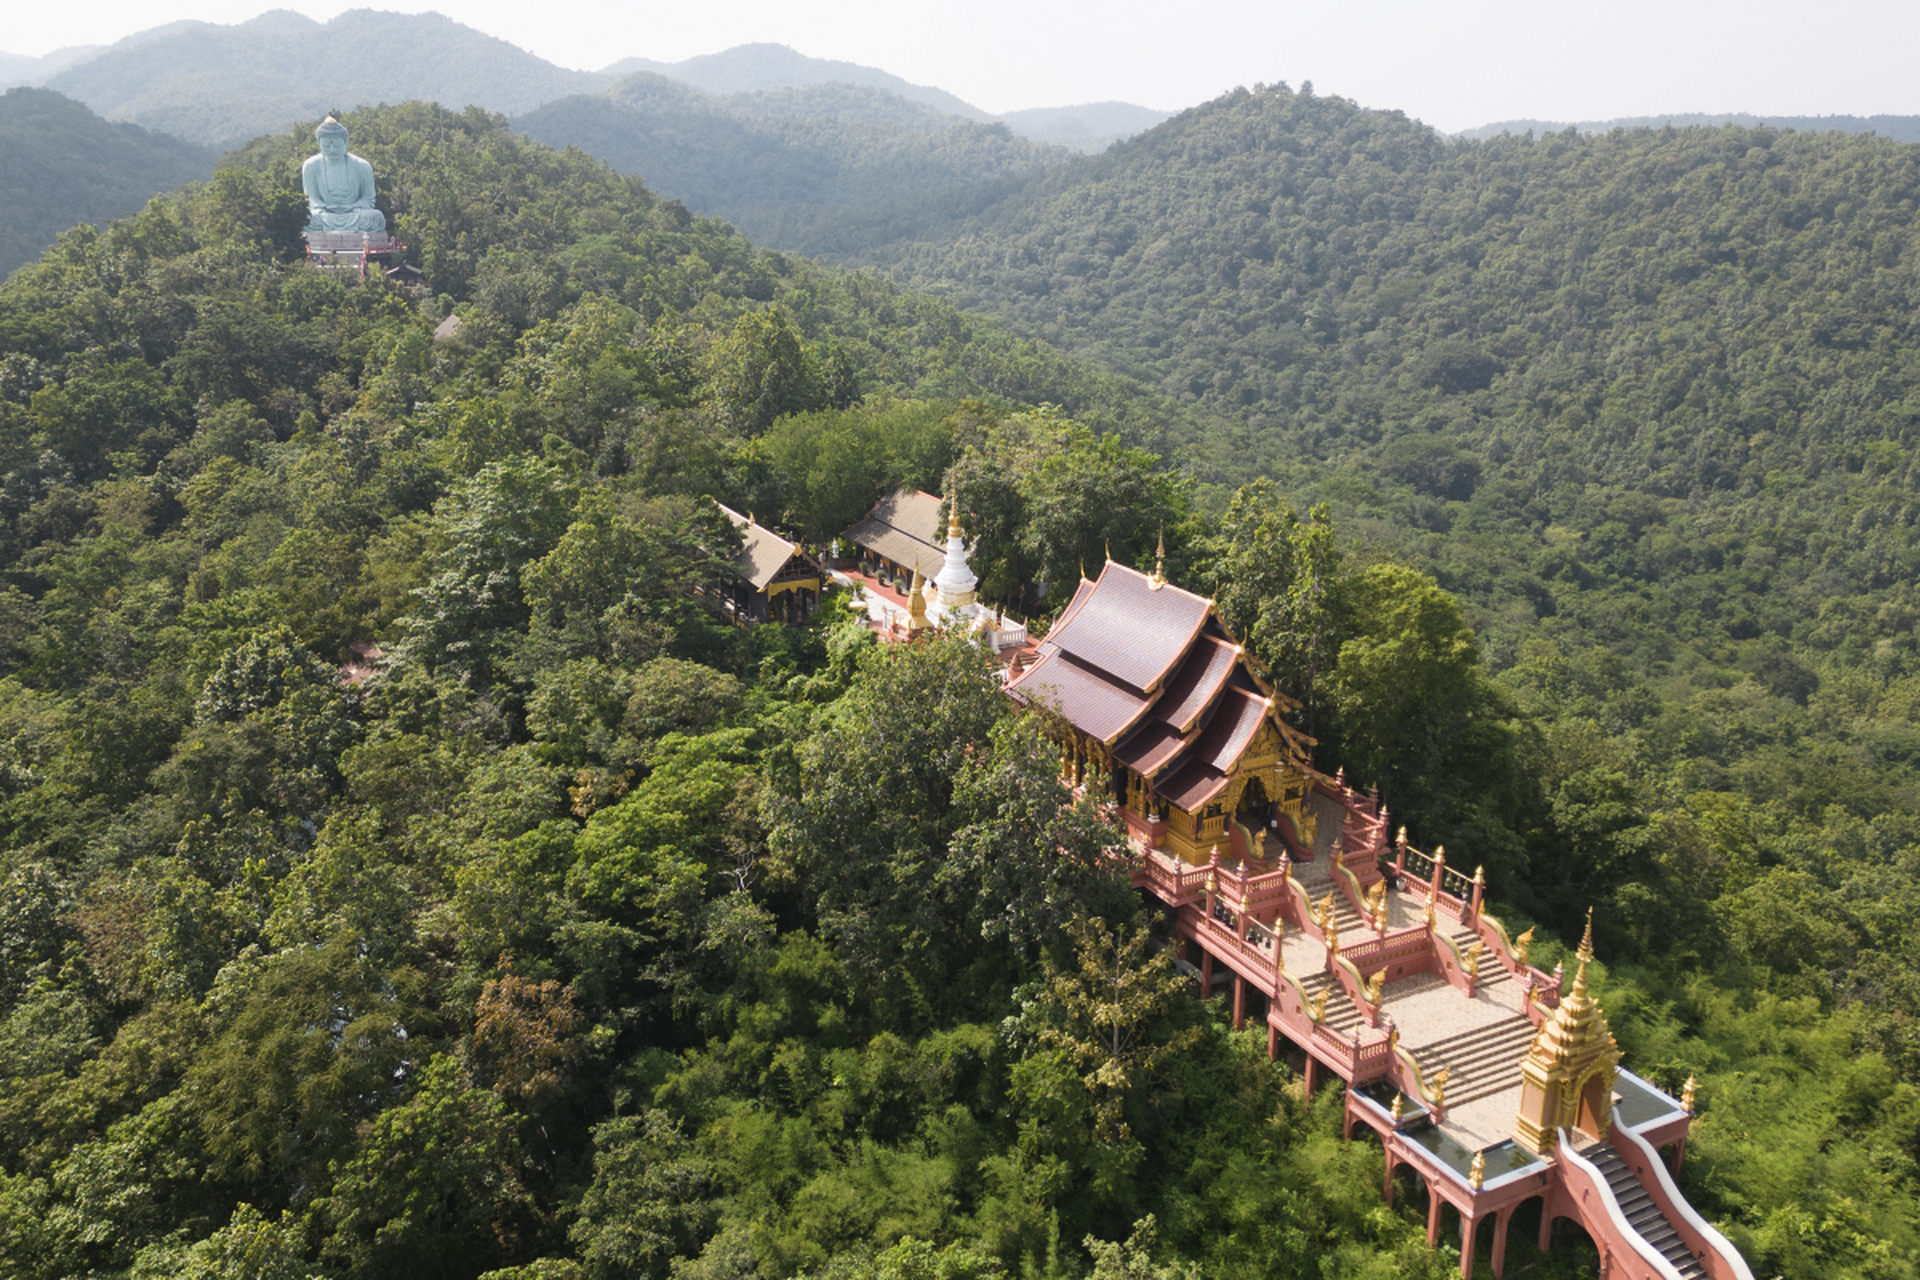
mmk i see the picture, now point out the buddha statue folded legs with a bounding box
[302,117,387,236]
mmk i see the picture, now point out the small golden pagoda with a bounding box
[1512,910,1622,1156]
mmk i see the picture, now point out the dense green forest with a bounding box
[515,77,1067,260]
[0,88,215,278]
[0,95,1916,1279]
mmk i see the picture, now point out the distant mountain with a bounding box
[0,45,107,89]
[602,42,992,122]
[596,42,1166,153]
[516,75,1068,258]
[1459,111,1920,143]
[0,87,216,277]
[999,102,1173,153]
[41,9,604,148]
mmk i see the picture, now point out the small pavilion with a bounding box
[715,502,822,624]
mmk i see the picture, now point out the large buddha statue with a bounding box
[302,117,387,236]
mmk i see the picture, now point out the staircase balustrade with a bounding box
[1558,1133,1693,1280]
[1608,1111,1754,1280]
[1327,952,1382,1027]
[1430,927,1479,997]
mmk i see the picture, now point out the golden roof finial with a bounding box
[907,569,929,631]
[1681,1073,1697,1113]
[1578,906,1595,965]
[1469,1148,1486,1191]
[1149,525,1168,589]
[1389,1092,1405,1124]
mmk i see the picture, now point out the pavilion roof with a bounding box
[1011,561,1303,810]
[717,502,815,590]
[843,488,944,579]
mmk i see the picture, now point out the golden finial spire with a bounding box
[1148,525,1167,589]
[1681,1074,1697,1112]
[907,569,929,632]
[1389,1092,1404,1124]
[1469,1149,1486,1190]
[1577,907,1595,965]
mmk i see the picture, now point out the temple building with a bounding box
[1007,544,1318,864]
[715,502,822,624]
[843,488,945,588]
[1008,551,1749,1280]
[839,490,1027,653]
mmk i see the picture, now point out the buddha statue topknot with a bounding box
[301,117,386,236]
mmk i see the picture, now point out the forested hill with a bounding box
[0,96,1915,1280]
[848,85,1920,1205]
[516,76,1070,259]
[854,83,1920,710]
[601,41,993,122]
[0,87,217,278]
[1458,111,1920,143]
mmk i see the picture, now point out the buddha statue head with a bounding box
[315,116,350,163]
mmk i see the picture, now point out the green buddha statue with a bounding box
[302,117,387,235]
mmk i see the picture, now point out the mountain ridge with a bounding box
[1458,110,1920,143]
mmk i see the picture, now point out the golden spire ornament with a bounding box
[1682,1074,1697,1113]
[1390,1092,1405,1124]
[1469,1149,1486,1191]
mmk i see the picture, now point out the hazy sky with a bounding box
[7,0,1919,132]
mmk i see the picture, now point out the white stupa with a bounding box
[842,488,1026,655]
[931,502,979,609]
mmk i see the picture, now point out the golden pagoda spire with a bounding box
[1148,526,1168,589]
[1511,907,1623,1155]
[907,569,929,632]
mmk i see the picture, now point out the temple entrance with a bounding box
[1575,1069,1613,1136]
[1237,775,1271,825]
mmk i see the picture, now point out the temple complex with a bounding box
[1007,553,1751,1280]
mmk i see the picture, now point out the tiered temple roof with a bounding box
[1009,560,1315,858]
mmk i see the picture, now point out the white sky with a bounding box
[6,0,1919,133]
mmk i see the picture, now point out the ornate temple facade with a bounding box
[1007,552,1321,862]
[1009,555,1751,1280]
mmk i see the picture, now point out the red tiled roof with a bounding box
[1147,689,1269,811]
[1191,687,1268,772]
[1113,720,1187,775]
[1044,562,1211,693]
[1009,649,1150,744]
[1151,634,1238,732]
